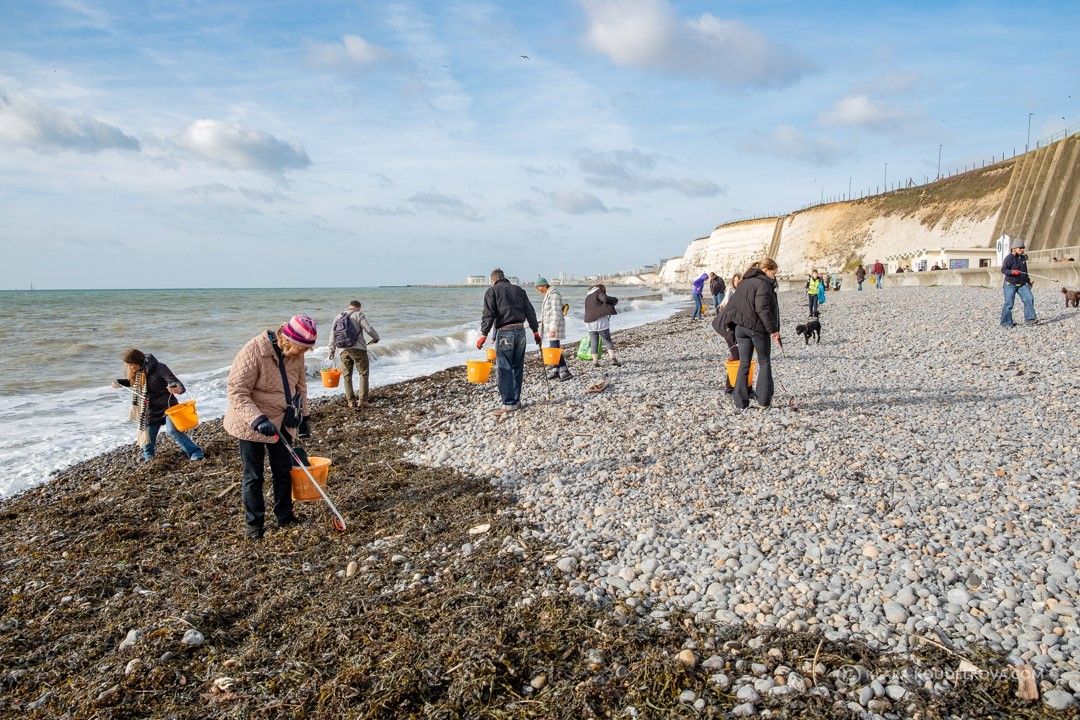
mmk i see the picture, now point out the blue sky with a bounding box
[1,0,1076,288]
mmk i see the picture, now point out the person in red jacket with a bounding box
[871,260,885,289]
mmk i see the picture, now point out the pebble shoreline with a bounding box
[408,285,1080,712]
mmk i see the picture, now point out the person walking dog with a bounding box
[476,269,541,418]
[112,348,204,462]
[224,314,316,540]
[329,300,380,409]
[725,259,781,410]
[535,277,572,381]
[1000,238,1039,327]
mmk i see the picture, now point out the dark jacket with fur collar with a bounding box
[725,269,779,335]
[116,355,183,423]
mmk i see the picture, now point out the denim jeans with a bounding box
[239,435,295,530]
[143,417,203,460]
[1000,283,1036,326]
[808,294,819,317]
[734,326,773,409]
[875,274,883,289]
[857,280,864,291]
[692,294,703,319]
[495,327,526,407]
[713,291,724,311]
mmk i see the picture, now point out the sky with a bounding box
[0,0,1076,289]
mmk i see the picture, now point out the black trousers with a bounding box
[734,326,773,408]
[239,434,295,530]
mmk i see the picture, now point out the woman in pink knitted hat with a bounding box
[224,314,317,540]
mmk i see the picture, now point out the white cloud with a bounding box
[548,189,610,214]
[741,125,845,166]
[408,190,482,221]
[179,119,310,174]
[818,94,922,130]
[0,90,139,153]
[581,0,805,87]
[576,147,722,196]
[309,34,391,67]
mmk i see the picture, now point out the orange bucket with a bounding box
[321,368,341,388]
[164,400,199,432]
[290,457,332,501]
[725,359,756,388]
[486,347,497,362]
[466,360,493,384]
[542,347,563,366]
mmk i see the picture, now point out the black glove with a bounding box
[297,416,311,439]
[252,416,277,437]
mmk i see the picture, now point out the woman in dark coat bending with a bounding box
[723,258,781,409]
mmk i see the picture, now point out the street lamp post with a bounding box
[937,144,943,179]
[1026,112,1033,152]
[848,176,852,199]
[884,161,888,189]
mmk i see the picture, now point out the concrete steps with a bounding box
[1010,145,1055,240]
[767,217,784,259]
[992,153,1035,241]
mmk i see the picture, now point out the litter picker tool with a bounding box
[776,339,800,412]
[279,434,347,533]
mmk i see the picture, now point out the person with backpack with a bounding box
[224,315,316,540]
[112,348,204,462]
[709,272,726,314]
[328,300,380,409]
[806,270,822,317]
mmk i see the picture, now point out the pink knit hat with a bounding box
[280,314,317,347]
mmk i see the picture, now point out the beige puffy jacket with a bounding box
[224,332,310,443]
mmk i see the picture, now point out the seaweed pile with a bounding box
[0,367,1066,718]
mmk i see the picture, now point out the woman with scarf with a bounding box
[113,348,204,462]
[224,315,316,540]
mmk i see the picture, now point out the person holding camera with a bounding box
[224,315,316,540]
[113,348,204,462]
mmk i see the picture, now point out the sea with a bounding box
[0,285,685,498]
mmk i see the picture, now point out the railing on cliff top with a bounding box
[715,124,1080,228]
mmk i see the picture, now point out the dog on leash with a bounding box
[1063,287,1080,308]
[795,318,821,344]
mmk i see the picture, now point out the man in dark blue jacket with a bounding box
[1000,238,1038,327]
[476,268,540,417]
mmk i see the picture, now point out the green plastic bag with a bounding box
[576,336,602,361]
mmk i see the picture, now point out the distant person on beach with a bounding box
[806,270,822,317]
[855,265,866,290]
[112,348,204,462]
[691,272,708,320]
[1000,238,1038,328]
[725,258,781,410]
[535,277,572,381]
[872,259,885,289]
[476,269,541,418]
[224,315,316,540]
[708,272,726,313]
[583,283,622,367]
[328,300,380,410]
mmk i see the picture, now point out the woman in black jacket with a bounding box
[583,283,621,366]
[113,348,204,461]
[724,258,781,409]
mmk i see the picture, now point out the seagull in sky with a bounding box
[520,55,529,60]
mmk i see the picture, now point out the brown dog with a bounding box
[1062,287,1080,308]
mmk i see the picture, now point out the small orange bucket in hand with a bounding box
[542,347,563,366]
[164,400,199,432]
[321,369,341,388]
[291,457,332,501]
[486,347,497,362]
[466,360,493,384]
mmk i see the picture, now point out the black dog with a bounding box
[795,318,821,344]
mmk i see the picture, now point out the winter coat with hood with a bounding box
[583,285,618,324]
[691,273,708,296]
[115,355,184,423]
[725,268,780,335]
[224,331,310,444]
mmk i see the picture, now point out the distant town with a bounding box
[462,262,665,287]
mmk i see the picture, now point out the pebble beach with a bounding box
[409,285,1080,713]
